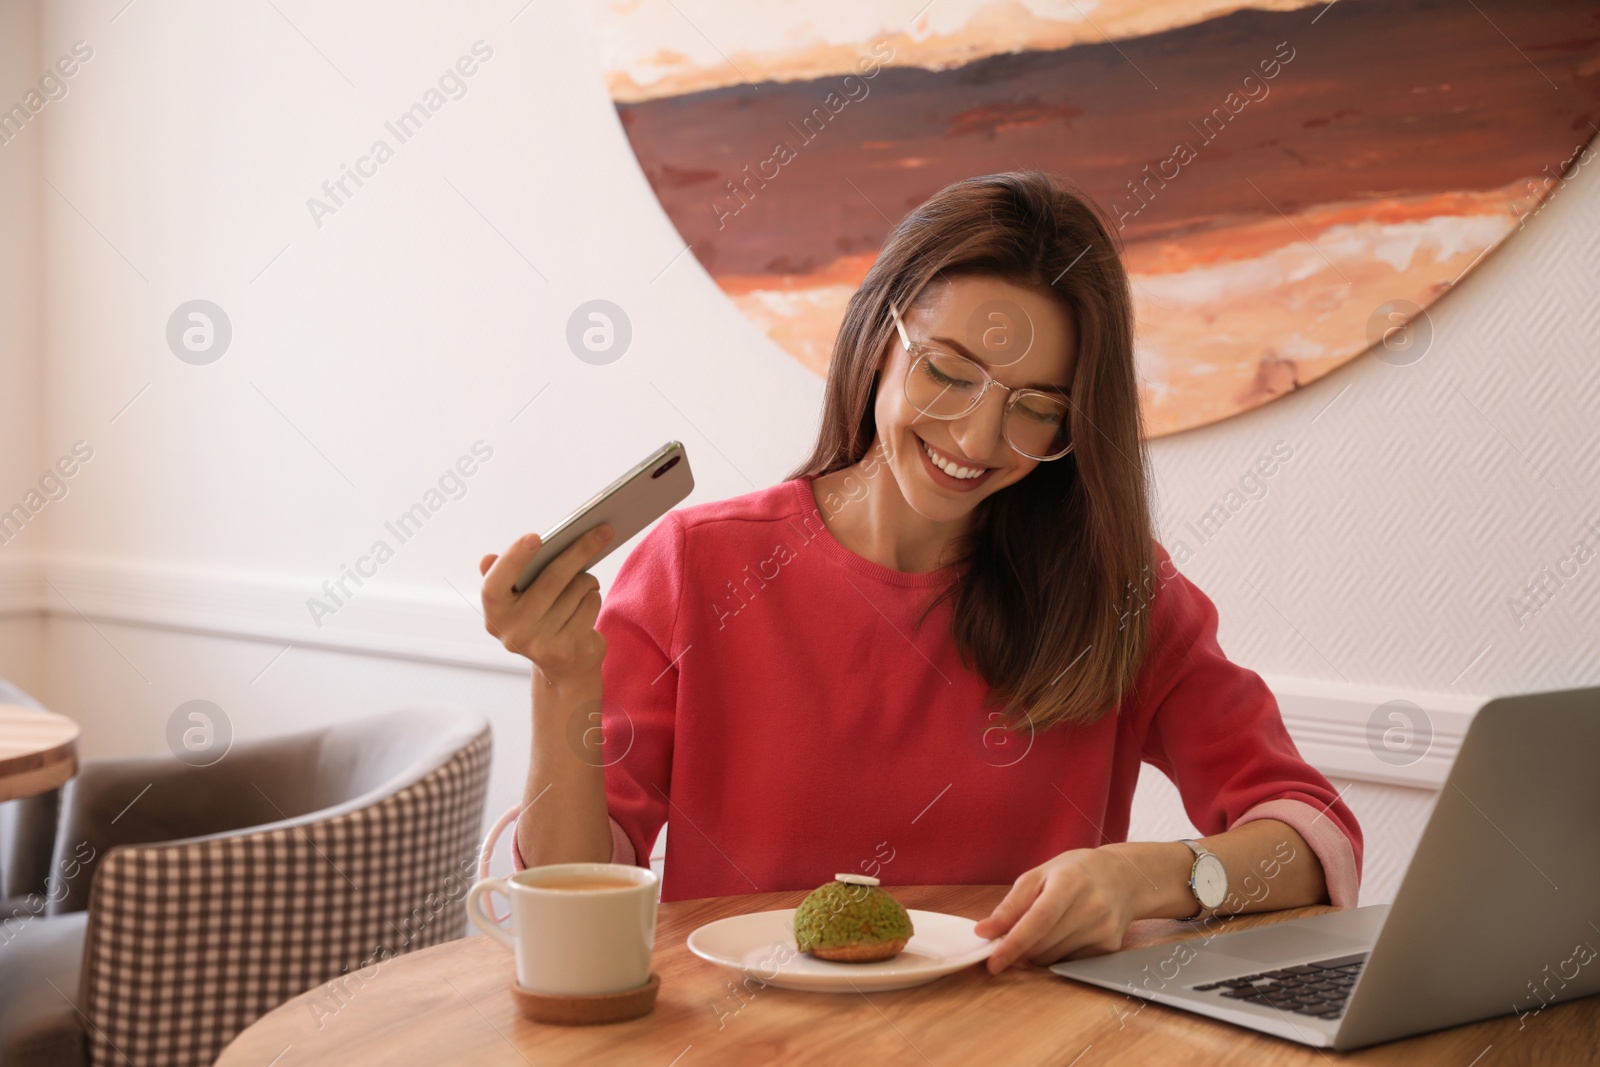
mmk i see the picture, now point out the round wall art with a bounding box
[591,0,1600,436]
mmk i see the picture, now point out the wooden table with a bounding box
[0,703,78,802]
[217,885,1598,1066]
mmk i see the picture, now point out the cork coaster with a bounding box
[509,973,661,1025]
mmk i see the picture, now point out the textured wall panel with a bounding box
[1131,132,1600,909]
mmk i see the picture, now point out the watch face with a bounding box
[1193,854,1227,909]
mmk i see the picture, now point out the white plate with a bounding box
[686,908,999,992]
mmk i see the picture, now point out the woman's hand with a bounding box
[973,846,1144,973]
[479,524,614,684]
[484,525,618,868]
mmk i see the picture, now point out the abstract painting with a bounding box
[592,0,1600,436]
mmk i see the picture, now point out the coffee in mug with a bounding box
[535,877,639,892]
[468,862,659,995]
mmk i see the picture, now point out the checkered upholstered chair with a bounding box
[0,707,492,1067]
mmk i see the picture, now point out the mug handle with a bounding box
[478,803,523,926]
[478,803,522,881]
[467,878,515,950]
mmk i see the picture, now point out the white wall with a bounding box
[0,0,48,699]
[3,0,1597,906]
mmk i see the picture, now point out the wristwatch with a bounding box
[1179,839,1228,921]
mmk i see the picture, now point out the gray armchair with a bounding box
[0,706,492,1067]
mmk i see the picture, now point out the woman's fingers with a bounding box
[481,533,543,617]
[974,870,1042,940]
[1029,928,1102,967]
[562,582,606,657]
[986,877,1068,973]
[1027,901,1123,966]
[1020,874,1124,966]
[525,525,614,606]
[481,526,608,622]
[478,525,615,675]
[545,570,601,634]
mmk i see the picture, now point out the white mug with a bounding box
[468,862,660,995]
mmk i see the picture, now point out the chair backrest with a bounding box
[77,711,492,1067]
[50,709,489,916]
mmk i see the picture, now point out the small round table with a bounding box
[215,884,1593,1065]
[0,703,79,802]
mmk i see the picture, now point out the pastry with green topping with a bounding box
[794,874,914,962]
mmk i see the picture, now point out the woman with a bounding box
[479,170,1361,974]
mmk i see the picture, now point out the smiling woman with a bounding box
[794,176,1151,733]
[483,170,1362,977]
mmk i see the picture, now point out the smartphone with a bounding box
[510,441,693,595]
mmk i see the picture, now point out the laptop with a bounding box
[1050,685,1600,1050]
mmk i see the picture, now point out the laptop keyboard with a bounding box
[1192,952,1368,1020]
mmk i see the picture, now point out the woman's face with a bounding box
[871,275,1077,525]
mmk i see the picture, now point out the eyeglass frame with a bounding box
[887,298,1076,462]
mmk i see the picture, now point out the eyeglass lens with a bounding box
[906,346,1071,459]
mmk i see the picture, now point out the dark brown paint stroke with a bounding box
[613,0,1600,280]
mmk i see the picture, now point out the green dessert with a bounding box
[794,874,914,962]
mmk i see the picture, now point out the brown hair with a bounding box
[787,169,1156,732]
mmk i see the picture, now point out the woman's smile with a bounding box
[914,431,1001,492]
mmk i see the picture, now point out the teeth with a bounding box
[924,440,984,480]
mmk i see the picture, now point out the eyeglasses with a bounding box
[888,300,1075,461]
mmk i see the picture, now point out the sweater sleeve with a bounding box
[591,510,685,869]
[1136,542,1363,908]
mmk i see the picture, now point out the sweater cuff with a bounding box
[609,816,638,866]
[1228,798,1360,909]
[509,812,637,870]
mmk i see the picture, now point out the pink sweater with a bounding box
[513,474,1362,907]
